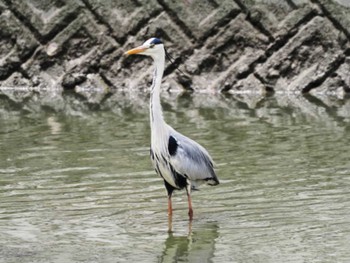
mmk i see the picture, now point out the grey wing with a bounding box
[168,128,219,186]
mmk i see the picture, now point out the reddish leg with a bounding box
[187,194,193,220]
[186,184,193,221]
[167,196,173,217]
[168,209,173,233]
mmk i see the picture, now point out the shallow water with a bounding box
[1,92,350,263]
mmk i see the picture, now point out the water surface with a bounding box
[0,92,350,263]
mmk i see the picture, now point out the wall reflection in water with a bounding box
[1,88,350,127]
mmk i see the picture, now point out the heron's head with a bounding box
[125,38,164,59]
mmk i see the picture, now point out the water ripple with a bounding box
[1,96,350,262]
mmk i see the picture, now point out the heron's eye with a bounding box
[149,43,155,48]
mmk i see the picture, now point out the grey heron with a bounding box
[125,38,219,220]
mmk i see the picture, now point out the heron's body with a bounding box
[126,38,219,220]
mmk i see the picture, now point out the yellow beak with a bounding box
[124,46,147,55]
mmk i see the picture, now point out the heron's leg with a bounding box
[164,180,174,217]
[167,194,173,216]
[168,210,173,233]
[186,183,193,221]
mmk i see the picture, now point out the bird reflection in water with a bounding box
[160,221,219,263]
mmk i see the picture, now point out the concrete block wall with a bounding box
[0,0,349,95]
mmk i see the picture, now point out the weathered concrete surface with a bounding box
[0,0,349,96]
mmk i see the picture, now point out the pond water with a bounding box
[0,92,350,263]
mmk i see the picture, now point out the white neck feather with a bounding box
[150,51,168,149]
[150,53,166,127]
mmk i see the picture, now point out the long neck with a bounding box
[150,55,166,130]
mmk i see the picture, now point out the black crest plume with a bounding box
[164,47,185,76]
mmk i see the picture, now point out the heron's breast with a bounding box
[151,150,178,189]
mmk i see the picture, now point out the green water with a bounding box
[0,92,350,263]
